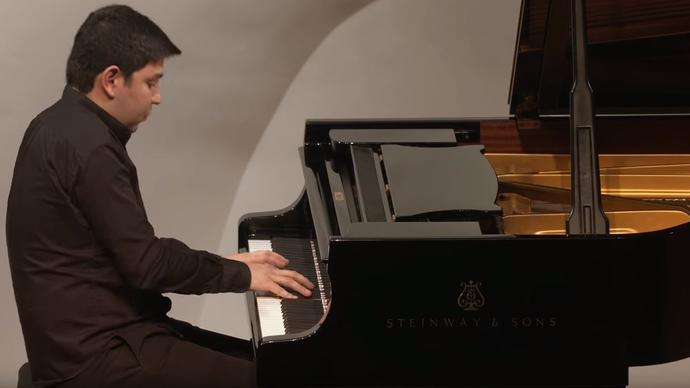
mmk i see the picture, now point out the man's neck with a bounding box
[83,87,135,133]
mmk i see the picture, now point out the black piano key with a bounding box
[281,299,324,333]
[271,237,321,295]
[262,237,330,334]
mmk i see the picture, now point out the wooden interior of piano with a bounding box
[489,0,690,235]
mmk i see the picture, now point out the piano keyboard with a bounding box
[248,237,329,337]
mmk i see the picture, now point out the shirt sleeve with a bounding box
[73,143,251,294]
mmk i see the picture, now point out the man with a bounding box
[6,5,313,388]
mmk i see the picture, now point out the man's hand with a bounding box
[230,251,314,299]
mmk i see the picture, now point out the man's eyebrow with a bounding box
[148,73,164,81]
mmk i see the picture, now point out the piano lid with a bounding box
[509,0,690,117]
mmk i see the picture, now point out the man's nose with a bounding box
[152,93,161,105]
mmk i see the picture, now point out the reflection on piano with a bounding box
[239,0,690,386]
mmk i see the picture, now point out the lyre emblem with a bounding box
[458,281,485,311]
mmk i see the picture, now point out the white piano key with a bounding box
[256,296,285,337]
[309,240,329,310]
[248,239,272,252]
[249,239,286,337]
[249,237,328,337]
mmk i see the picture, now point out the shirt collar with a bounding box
[61,85,132,146]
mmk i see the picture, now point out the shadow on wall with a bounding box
[165,0,376,335]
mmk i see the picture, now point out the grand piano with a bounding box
[238,0,690,386]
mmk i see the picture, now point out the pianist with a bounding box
[6,5,312,388]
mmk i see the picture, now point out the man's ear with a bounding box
[99,65,123,99]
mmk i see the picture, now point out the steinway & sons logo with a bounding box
[384,280,559,330]
[458,280,485,311]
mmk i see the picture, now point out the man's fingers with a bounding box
[274,275,312,298]
[262,251,289,268]
[279,269,315,290]
[247,261,315,300]
[270,284,297,299]
[228,251,288,267]
[249,250,288,267]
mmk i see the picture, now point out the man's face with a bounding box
[114,61,164,131]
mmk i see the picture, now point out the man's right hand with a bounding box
[229,251,314,299]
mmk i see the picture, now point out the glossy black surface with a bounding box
[242,199,690,387]
[237,117,690,388]
[239,0,690,384]
[510,0,690,116]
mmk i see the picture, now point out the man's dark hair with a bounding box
[66,5,181,92]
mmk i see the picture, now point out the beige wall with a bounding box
[1,0,688,387]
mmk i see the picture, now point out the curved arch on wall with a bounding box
[164,0,375,329]
[198,0,522,337]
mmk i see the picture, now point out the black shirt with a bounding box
[6,86,251,385]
